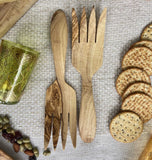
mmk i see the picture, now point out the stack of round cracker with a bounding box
[110,23,152,143]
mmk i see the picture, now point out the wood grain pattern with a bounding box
[51,10,77,149]
[139,135,152,160]
[0,150,13,160]
[44,80,62,150]
[80,8,87,43]
[72,8,79,47]
[72,7,107,143]
[0,0,38,38]
[0,0,16,4]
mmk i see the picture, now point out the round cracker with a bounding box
[116,68,150,96]
[110,111,143,143]
[121,93,152,122]
[141,24,152,41]
[132,40,152,50]
[122,47,152,76]
[122,82,152,100]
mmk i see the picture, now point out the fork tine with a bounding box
[44,80,62,150]
[88,6,96,42]
[53,115,61,150]
[44,115,52,150]
[80,7,87,42]
[61,111,68,150]
[69,90,77,148]
[96,8,107,43]
[72,8,79,47]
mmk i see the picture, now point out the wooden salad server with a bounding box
[139,135,152,160]
[44,80,62,150]
[0,150,13,160]
[72,7,107,143]
[0,0,38,38]
[0,0,16,4]
[51,10,77,149]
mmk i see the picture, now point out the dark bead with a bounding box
[2,130,15,143]
[2,130,8,140]
[15,131,22,140]
[9,134,15,143]
[29,155,36,160]
[2,130,10,139]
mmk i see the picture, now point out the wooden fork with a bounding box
[72,7,107,143]
[44,80,62,150]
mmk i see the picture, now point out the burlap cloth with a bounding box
[0,0,152,159]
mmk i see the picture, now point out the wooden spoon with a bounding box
[72,7,107,143]
[51,10,77,149]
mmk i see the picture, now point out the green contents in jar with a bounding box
[0,40,39,104]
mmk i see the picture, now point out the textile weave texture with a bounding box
[0,0,152,159]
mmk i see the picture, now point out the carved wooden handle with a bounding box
[0,0,38,38]
[139,136,152,160]
[0,150,13,160]
[0,0,16,4]
[79,78,96,143]
[50,10,68,83]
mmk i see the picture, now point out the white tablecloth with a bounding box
[0,0,152,159]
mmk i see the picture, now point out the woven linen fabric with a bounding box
[0,0,152,159]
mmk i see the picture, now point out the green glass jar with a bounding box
[0,40,39,104]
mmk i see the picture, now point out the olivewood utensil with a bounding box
[44,80,62,150]
[72,7,107,143]
[51,10,77,149]
[0,150,13,160]
[139,135,152,160]
[0,0,16,4]
[0,0,38,38]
